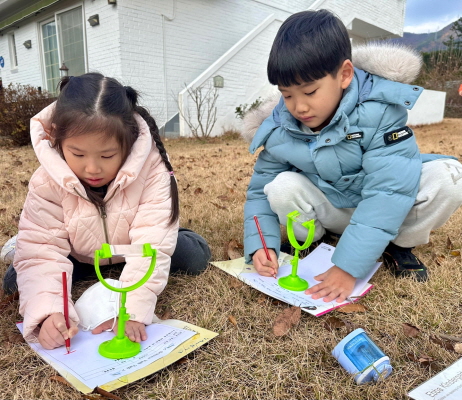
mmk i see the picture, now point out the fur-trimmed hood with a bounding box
[242,42,422,142]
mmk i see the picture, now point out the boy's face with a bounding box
[278,60,354,131]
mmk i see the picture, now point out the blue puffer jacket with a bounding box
[244,68,452,278]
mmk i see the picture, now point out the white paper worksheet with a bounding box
[17,322,195,390]
[239,243,381,315]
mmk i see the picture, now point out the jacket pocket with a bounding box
[333,171,365,194]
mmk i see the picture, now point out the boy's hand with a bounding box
[305,266,356,303]
[252,248,279,277]
[92,319,147,342]
[38,313,79,350]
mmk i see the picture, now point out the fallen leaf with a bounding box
[20,180,29,187]
[182,184,190,191]
[50,375,72,387]
[229,277,243,289]
[323,316,345,331]
[228,315,237,326]
[194,187,203,195]
[454,343,462,354]
[430,335,454,352]
[93,387,123,400]
[417,354,436,367]
[211,202,227,209]
[227,240,243,260]
[7,332,24,344]
[0,291,19,311]
[403,323,420,338]
[435,254,446,266]
[13,160,22,166]
[447,237,454,250]
[450,250,461,257]
[217,195,230,201]
[160,309,173,320]
[273,307,301,337]
[176,357,188,365]
[337,303,368,313]
[257,294,267,304]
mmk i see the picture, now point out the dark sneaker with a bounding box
[382,242,427,282]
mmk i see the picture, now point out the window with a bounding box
[8,33,18,69]
[40,6,86,92]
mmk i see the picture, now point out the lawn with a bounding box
[0,118,461,400]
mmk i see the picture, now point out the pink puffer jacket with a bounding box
[14,103,179,342]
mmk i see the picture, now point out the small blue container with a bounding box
[332,328,392,384]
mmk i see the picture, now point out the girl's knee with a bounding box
[171,229,211,275]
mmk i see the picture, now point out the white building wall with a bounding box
[0,20,43,87]
[407,90,447,126]
[84,0,122,77]
[324,0,405,37]
[0,0,409,133]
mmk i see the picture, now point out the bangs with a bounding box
[60,113,129,144]
[268,49,334,87]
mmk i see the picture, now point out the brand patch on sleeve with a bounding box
[346,132,364,140]
[383,126,413,145]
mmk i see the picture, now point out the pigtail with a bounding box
[56,75,73,93]
[134,104,179,226]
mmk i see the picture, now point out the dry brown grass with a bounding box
[0,119,462,399]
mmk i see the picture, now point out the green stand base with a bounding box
[98,336,141,359]
[278,275,309,291]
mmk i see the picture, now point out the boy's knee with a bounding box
[264,171,308,204]
[422,160,462,202]
[170,228,211,275]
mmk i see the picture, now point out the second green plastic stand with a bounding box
[278,211,315,291]
[94,243,157,359]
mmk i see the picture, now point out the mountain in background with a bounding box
[387,20,458,52]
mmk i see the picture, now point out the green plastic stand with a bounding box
[94,243,157,359]
[278,211,315,291]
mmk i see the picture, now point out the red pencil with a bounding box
[253,215,276,278]
[62,271,71,352]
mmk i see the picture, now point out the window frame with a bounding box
[8,32,18,70]
[38,3,88,93]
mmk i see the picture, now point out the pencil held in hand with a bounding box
[253,215,276,278]
[62,271,71,352]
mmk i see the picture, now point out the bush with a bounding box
[0,83,55,146]
[235,97,263,119]
[414,48,462,118]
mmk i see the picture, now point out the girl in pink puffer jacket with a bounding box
[3,73,211,349]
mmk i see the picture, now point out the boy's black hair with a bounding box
[267,9,352,87]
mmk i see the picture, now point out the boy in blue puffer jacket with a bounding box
[243,10,462,304]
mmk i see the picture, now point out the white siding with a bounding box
[0,0,407,133]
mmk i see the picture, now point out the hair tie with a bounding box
[169,171,174,176]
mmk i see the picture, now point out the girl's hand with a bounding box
[305,265,356,303]
[38,313,79,350]
[92,319,148,342]
[252,248,279,277]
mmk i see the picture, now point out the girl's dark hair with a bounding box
[51,72,179,225]
[267,9,352,87]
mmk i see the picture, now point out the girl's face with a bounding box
[62,132,123,187]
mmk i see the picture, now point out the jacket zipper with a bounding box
[74,185,120,265]
[99,203,112,265]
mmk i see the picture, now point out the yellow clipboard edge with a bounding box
[210,252,292,277]
[16,320,218,395]
[99,319,218,393]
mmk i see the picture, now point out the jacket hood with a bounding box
[30,102,153,198]
[242,42,422,142]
